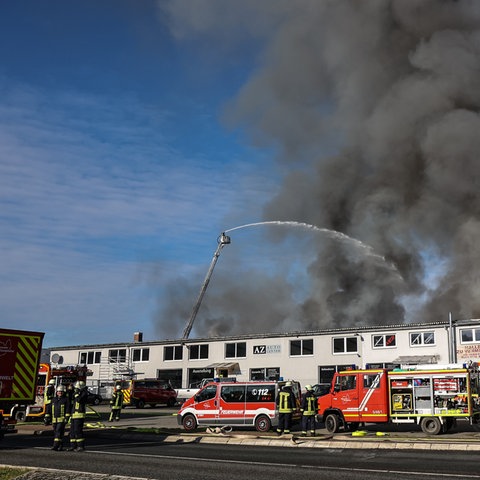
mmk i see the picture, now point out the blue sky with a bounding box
[3,1,476,349]
[0,1,280,347]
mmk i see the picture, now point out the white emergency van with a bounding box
[177,379,301,432]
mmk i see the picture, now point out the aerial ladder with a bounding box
[182,232,231,340]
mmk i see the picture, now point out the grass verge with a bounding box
[0,467,29,480]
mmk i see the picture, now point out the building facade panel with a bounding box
[47,320,480,397]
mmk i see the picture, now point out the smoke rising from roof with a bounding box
[157,0,480,339]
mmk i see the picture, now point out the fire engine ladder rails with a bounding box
[181,233,231,340]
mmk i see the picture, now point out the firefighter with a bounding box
[66,383,75,405]
[276,381,296,435]
[68,380,88,451]
[109,384,124,422]
[44,379,56,426]
[300,384,317,436]
[51,385,70,451]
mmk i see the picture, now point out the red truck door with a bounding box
[331,373,361,423]
[358,371,389,423]
[329,370,389,424]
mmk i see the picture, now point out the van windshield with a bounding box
[196,385,217,402]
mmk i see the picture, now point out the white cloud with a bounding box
[0,81,276,346]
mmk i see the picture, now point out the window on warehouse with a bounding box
[333,337,358,354]
[108,349,127,363]
[225,342,246,358]
[290,339,313,356]
[409,331,435,347]
[132,348,150,362]
[189,344,209,360]
[372,334,396,349]
[460,328,480,344]
[79,351,101,364]
[163,345,183,361]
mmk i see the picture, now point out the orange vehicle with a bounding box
[177,379,301,432]
[318,364,480,435]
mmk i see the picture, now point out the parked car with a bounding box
[312,383,330,398]
[86,389,102,405]
[119,379,177,408]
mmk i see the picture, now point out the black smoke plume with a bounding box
[156,0,480,339]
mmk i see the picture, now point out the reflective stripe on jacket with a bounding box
[44,385,55,405]
[301,393,316,416]
[71,388,88,419]
[111,390,123,409]
[277,390,294,413]
[52,396,70,423]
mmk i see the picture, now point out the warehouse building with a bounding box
[47,318,480,398]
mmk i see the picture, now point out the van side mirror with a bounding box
[334,385,340,393]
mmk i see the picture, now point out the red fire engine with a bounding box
[318,364,480,435]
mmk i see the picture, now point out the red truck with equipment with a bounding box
[318,364,480,435]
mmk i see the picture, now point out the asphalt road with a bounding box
[2,431,480,480]
[2,405,480,479]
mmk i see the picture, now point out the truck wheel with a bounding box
[420,417,442,435]
[167,397,176,408]
[182,414,197,432]
[254,415,271,433]
[136,399,145,409]
[325,414,341,433]
[15,410,26,422]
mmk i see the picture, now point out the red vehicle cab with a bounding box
[177,379,301,432]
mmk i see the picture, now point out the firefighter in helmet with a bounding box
[44,379,56,426]
[51,385,71,451]
[276,381,296,435]
[66,383,75,405]
[300,384,317,436]
[109,384,124,422]
[68,380,88,451]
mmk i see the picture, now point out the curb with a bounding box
[87,428,480,451]
[16,425,480,451]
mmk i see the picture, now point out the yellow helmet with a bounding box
[305,384,313,391]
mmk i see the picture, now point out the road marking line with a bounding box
[34,447,480,478]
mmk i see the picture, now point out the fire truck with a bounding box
[0,328,44,439]
[318,364,480,435]
[8,363,91,422]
